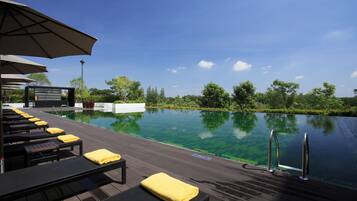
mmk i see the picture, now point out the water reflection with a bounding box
[232,112,257,139]
[200,111,229,132]
[306,115,334,134]
[264,113,298,134]
[111,112,144,133]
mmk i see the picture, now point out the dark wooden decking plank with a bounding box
[25,109,357,201]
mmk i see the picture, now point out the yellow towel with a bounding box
[22,114,34,118]
[28,118,41,122]
[46,127,64,134]
[57,134,80,143]
[140,172,199,201]
[34,121,48,126]
[84,149,121,165]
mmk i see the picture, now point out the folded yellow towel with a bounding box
[46,127,64,134]
[28,118,41,122]
[141,172,199,201]
[57,134,80,143]
[84,149,121,165]
[34,121,48,126]
[22,114,34,118]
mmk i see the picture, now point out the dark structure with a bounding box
[24,86,75,108]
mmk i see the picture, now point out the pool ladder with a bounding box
[267,129,310,181]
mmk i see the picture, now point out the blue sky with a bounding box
[19,0,357,97]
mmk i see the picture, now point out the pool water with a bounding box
[50,109,357,189]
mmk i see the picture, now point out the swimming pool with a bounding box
[50,108,357,189]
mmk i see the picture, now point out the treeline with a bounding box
[68,75,357,116]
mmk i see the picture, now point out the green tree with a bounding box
[69,77,89,101]
[106,76,143,102]
[146,86,159,105]
[200,82,230,108]
[266,80,299,108]
[28,73,51,86]
[304,82,343,110]
[232,81,256,110]
[159,88,165,103]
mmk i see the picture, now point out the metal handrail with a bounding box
[267,129,310,180]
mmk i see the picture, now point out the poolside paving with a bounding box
[15,108,357,201]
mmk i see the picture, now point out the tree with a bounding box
[266,80,299,108]
[200,82,230,108]
[159,88,165,102]
[304,82,343,110]
[106,76,144,102]
[69,77,89,101]
[146,86,159,105]
[232,81,256,110]
[28,73,51,86]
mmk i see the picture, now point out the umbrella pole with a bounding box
[0,72,3,174]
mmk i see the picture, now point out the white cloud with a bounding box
[178,66,187,70]
[167,68,177,74]
[198,60,215,69]
[167,66,187,74]
[260,65,272,70]
[351,71,357,78]
[233,60,252,72]
[295,75,304,80]
[323,30,352,41]
[172,85,179,88]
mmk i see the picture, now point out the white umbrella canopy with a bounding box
[1,74,34,83]
[0,55,47,74]
[0,0,97,58]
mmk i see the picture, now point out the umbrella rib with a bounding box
[5,32,51,36]
[6,7,52,58]
[0,9,7,36]
[15,5,97,41]
[4,19,49,34]
[15,7,92,55]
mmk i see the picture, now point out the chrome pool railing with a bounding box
[267,129,310,181]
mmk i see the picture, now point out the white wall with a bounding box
[3,103,25,108]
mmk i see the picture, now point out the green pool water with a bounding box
[50,108,357,189]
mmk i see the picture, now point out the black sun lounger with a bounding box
[4,130,65,144]
[3,119,36,125]
[4,123,49,133]
[4,137,73,157]
[3,114,27,120]
[0,157,126,201]
[105,185,209,201]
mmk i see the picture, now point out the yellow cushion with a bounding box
[140,172,199,201]
[46,127,64,134]
[22,114,34,118]
[28,118,41,122]
[34,121,48,126]
[57,134,80,143]
[84,149,121,165]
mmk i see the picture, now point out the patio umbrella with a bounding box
[0,55,46,173]
[1,74,35,83]
[0,0,97,173]
[0,0,97,58]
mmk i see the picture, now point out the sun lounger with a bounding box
[0,157,126,201]
[3,119,34,125]
[4,137,75,157]
[104,185,209,201]
[4,122,49,133]
[4,130,65,144]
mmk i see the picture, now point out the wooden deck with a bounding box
[11,108,357,201]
